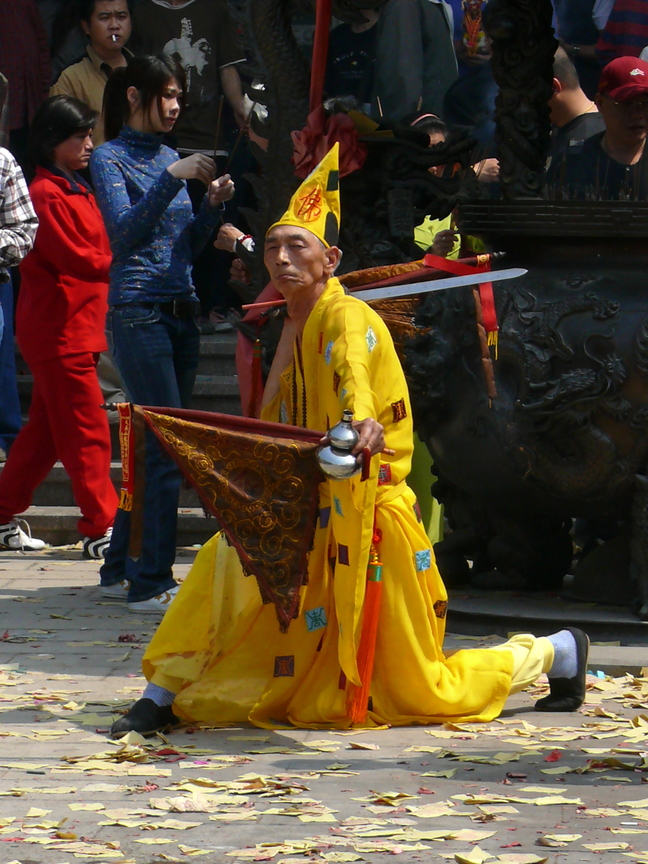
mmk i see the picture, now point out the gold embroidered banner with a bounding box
[135,406,324,631]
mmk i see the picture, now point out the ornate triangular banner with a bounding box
[122,405,324,631]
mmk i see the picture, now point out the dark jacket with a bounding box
[371,0,458,120]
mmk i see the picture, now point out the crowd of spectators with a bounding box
[0,0,646,607]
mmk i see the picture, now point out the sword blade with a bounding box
[353,267,527,302]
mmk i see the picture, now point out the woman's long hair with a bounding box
[103,53,186,141]
[28,95,98,169]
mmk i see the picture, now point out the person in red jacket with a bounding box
[0,95,118,557]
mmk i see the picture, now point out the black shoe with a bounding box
[535,627,590,712]
[111,698,180,738]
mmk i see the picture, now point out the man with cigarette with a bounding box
[50,0,132,146]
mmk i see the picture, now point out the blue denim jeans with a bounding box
[100,305,199,602]
[0,277,22,453]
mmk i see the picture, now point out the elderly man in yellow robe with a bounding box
[112,144,589,737]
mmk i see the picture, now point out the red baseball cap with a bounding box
[599,56,648,102]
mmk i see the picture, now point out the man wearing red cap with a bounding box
[547,56,648,199]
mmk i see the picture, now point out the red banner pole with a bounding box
[310,0,333,112]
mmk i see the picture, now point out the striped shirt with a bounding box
[597,0,648,59]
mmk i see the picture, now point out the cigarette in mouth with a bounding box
[110,34,118,41]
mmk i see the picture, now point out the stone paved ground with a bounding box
[2,546,648,864]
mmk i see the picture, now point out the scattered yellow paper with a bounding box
[133,838,175,845]
[25,808,50,818]
[454,846,492,864]
[583,842,630,851]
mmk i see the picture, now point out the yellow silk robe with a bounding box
[143,278,513,728]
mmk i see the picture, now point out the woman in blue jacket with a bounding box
[91,54,234,613]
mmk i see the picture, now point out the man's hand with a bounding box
[318,417,387,463]
[229,257,250,284]
[352,418,385,458]
[431,228,458,258]
[215,222,244,252]
[209,173,235,207]
[473,158,500,183]
[167,153,216,185]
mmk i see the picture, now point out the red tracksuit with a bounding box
[0,166,118,538]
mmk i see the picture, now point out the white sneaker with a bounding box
[0,519,46,552]
[100,579,129,599]
[128,585,179,614]
[83,527,113,560]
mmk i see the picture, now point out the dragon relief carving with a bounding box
[231,0,648,610]
[483,0,556,198]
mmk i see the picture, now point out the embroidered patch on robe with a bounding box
[341,387,347,399]
[333,496,343,517]
[305,606,327,631]
[338,544,349,566]
[366,325,377,353]
[434,599,448,619]
[377,463,392,486]
[279,401,289,425]
[324,340,334,365]
[333,371,341,395]
[415,549,432,571]
[413,500,423,522]
[391,398,407,422]
[273,655,295,677]
[319,506,331,529]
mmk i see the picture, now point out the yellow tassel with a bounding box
[487,329,499,359]
[119,490,133,512]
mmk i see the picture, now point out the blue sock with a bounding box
[142,682,176,707]
[547,630,577,679]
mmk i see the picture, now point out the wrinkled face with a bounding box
[82,0,131,52]
[596,92,648,148]
[53,128,94,174]
[264,226,334,298]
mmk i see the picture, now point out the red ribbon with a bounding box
[423,253,498,334]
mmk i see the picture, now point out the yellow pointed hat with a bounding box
[267,143,340,247]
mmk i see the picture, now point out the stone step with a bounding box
[444,633,648,677]
[189,374,242,415]
[446,587,648,645]
[19,505,217,547]
[15,333,239,378]
[196,332,238,377]
[17,373,241,414]
[12,332,240,546]
[0,462,201,508]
